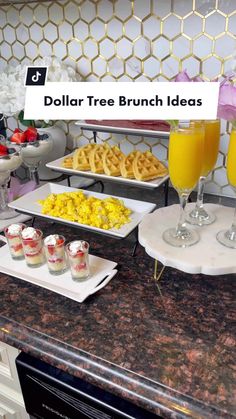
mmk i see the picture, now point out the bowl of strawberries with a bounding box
[10,127,52,184]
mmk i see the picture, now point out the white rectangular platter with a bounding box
[8,183,156,238]
[46,154,169,190]
[0,240,117,303]
[75,121,170,138]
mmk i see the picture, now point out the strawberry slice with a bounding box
[25,127,38,142]
[47,245,55,255]
[0,144,8,156]
[77,251,84,257]
[11,132,26,144]
[57,238,64,246]
[12,243,23,252]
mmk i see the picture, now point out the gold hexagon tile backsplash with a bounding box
[0,0,236,196]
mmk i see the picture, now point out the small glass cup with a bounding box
[66,240,90,281]
[44,235,67,275]
[21,229,45,267]
[4,223,26,260]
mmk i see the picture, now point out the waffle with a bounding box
[103,146,125,176]
[120,151,139,178]
[72,144,95,170]
[62,156,73,169]
[133,151,168,181]
[89,144,110,173]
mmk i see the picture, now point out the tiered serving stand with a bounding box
[139,203,236,289]
[48,120,170,207]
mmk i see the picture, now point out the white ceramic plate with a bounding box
[0,238,117,303]
[8,183,156,238]
[46,154,169,190]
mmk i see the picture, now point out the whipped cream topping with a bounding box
[44,234,60,246]
[21,227,38,240]
[69,240,88,256]
[8,223,23,235]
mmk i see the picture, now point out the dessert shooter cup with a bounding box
[44,235,67,275]
[66,241,90,281]
[21,229,45,267]
[4,223,26,260]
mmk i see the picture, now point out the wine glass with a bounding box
[217,128,236,248]
[163,122,204,247]
[20,134,53,184]
[186,120,221,225]
[0,136,22,220]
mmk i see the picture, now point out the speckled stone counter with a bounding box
[0,187,235,418]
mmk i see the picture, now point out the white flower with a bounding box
[0,65,26,116]
[35,57,81,82]
[0,57,80,117]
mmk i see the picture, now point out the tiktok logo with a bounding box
[25,66,47,86]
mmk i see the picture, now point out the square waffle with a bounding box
[103,146,125,176]
[73,144,95,170]
[89,144,110,173]
[62,156,73,169]
[133,151,168,181]
[120,151,139,178]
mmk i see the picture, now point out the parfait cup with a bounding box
[217,129,236,248]
[163,122,204,247]
[19,134,53,185]
[186,120,221,225]
[21,229,45,267]
[0,141,22,220]
[66,241,90,281]
[44,235,67,275]
[4,223,26,260]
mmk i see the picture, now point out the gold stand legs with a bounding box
[154,259,165,297]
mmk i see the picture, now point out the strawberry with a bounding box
[13,128,21,134]
[75,262,86,271]
[12,243,23,252]
[77,251,84,257]
[47,245,54,255]
[57,238,64,246]
[11,132,26,144]
[25,127,38,142]
[0,144,8,156]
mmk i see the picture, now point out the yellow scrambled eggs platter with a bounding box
[8,183,156,239]
[38,190,131,230]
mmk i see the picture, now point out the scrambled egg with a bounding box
[38,191,131,230]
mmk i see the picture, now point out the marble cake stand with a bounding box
[138,203,236,275]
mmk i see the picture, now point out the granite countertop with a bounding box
[0,186,235,419]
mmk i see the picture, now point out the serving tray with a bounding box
[8,183,156,238]
[76,120,170,138]
[47,153,169,190]
[0,238,117,303]
[139,203,236,275]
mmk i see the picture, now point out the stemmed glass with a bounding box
[186,120,221,225]
[217,128,236,248]
[19,134,53,185]
[163,122,204,247]
[0,136,22,220]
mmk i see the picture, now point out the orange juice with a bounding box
[169,126,204,191]
[227,130,236,188]
[201,120,220,176]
